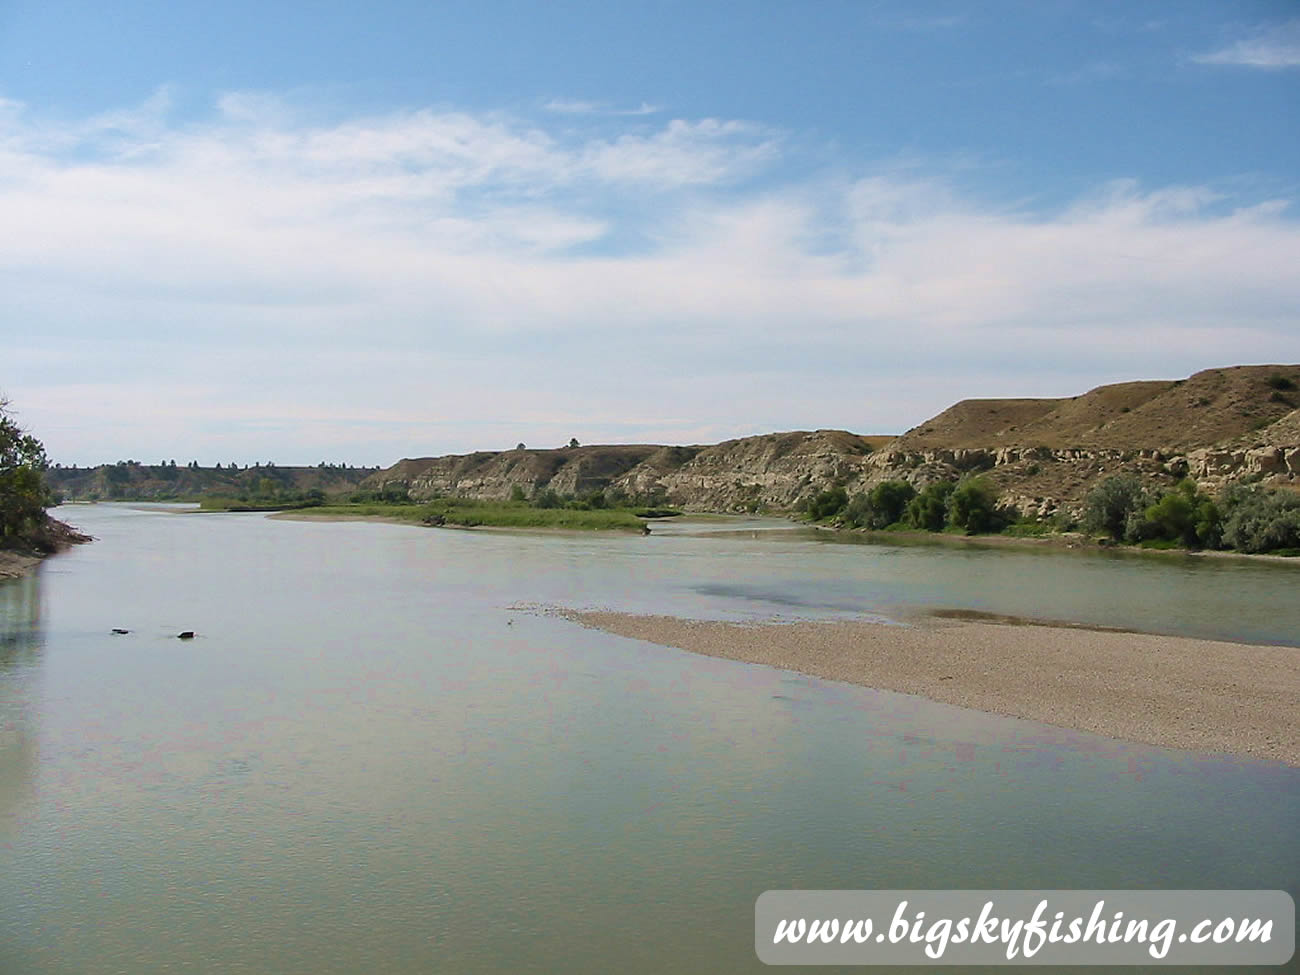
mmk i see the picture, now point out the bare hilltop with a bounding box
[364,364,1300,519]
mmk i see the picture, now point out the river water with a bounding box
[1,504,1296,973]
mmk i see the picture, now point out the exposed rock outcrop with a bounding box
[367,365,1300,516]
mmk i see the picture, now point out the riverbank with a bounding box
[264,501,650,531]
[0,515,92,579]
[560,609,1300,766]
[812,523,1300,565]
[0,549,41,579]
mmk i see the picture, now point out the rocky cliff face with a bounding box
[365,433,881,510]
[620,431,878,510]
[371,445,664,502]
[368,365,1300,516]
[856,365,1300,517]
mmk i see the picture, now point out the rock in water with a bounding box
[177,631,195,640]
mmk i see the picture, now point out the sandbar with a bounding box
[561,610,1300,766]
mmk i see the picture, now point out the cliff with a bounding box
[861,365,1300,518]
[366,364,1300,518]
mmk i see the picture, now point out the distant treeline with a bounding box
[48,461,379,502]
[348,483,680,518]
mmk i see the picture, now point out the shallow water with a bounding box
[1,504,1296,973]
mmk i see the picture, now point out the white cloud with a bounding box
[1,91,1297,464]
[1194,20,1300,69]
[543,98,661,116]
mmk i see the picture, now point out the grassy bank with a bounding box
[252,498,649,530]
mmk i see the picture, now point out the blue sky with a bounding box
[2,1,1298,465]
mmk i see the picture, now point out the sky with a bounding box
[2,0,1298,466]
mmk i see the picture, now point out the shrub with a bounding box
[905,480,955,532]
[579,489,607,509]
[1220,488,1300,554]
[842,480,916,529]
[1265,374,1297,392]
[947,477,1004,534]
[533,488,562,509]
[805,486,849,522]
[841,492,871,528]
[1142,483,1199,548]
[1082,475,1148,541]
[866,480,916,529]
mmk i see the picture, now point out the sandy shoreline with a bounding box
[0,549,42,580]
[269,510,422,526]
[561,610,1300,767]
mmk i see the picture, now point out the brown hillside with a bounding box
[892,399,1061,450]
[893,365,1299,452]
[1225,408,1300,451]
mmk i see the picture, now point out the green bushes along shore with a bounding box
[804,474,1300,556]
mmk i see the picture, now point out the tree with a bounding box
[1081,475,1147,541]
[1141,479,1220,549]
[865,480,916,529]
[0,397,54,546]
[1221,487,1300,554]
[534,488,562,509]
[568,438,580,449]
[905,480,955,532]
[947,477,1002,534]
[805,486,848,521]
[516,443,527,451]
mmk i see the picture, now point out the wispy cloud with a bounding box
[2,90,1297,463]
[543,98,661,116]
[1194,20,1300,69]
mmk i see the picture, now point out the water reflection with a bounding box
[0,572,43,837]
[0,571,43,661]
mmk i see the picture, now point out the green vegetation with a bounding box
[205,480,681,530]
[946,477,1003,534]
[1265,373,1297,392]
[858,480,916,529]
[804,486,849,522]
[300,498,646,530]
[349,484,412,504]
[1219,486,1300,554]
[1001,518,1056,537]
[1081,475,1300,554]
[803,476,1012,536]
[1081,475,1149,542]
[199,484,326,511]
[806,469,1299,556]
[1,396,56,549]
[905,480,956,532]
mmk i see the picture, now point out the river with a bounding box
[1,503,1296,972]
